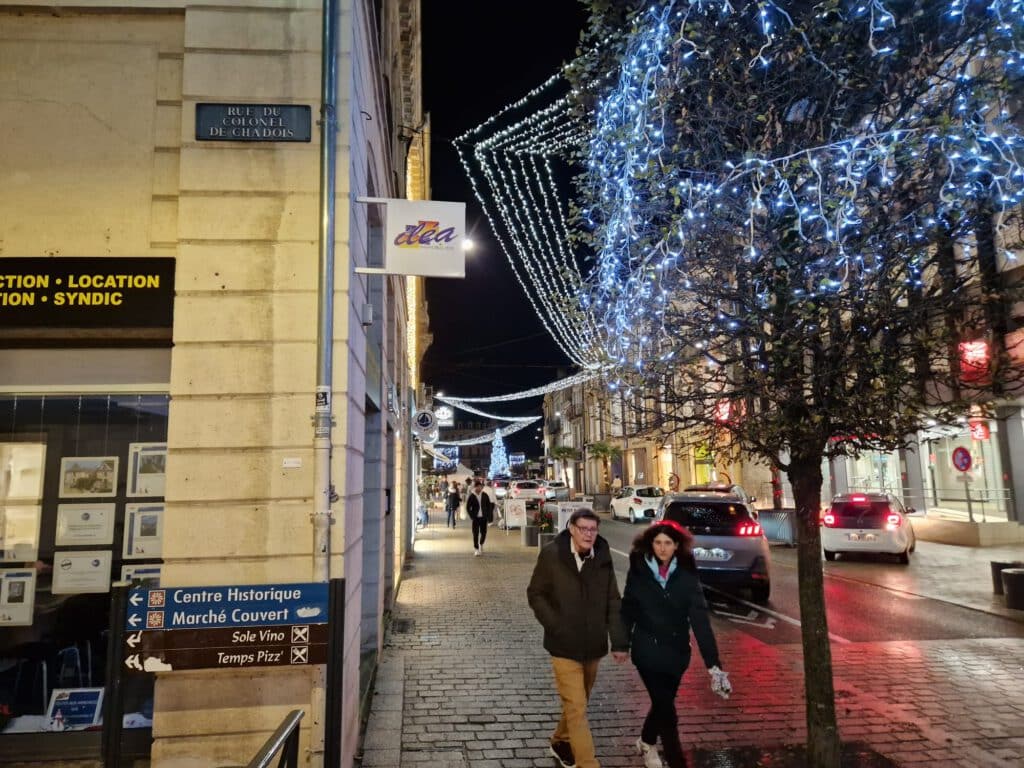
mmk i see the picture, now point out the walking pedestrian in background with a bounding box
[620,520,732,768]
[445,482,461,528]
[527,508,629,768]
[465,480,492,556]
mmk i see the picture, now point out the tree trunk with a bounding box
[788,457,841,767]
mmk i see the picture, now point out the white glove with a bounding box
[709,666,732,699]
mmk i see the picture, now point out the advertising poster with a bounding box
[0,505,41,562]
[122,503,164,559]
[0,569,36,626]
[52,550,112,594]
[127,442,166,497]
[504,499,527,529]
[46,688,104,730]
[59,456,118,498]
[557,502,593,532]
[55,504,116,546]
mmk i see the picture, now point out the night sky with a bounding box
[420,1,588,455]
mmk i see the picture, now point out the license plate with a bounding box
[693,547,732,561]
[847,533,876,542]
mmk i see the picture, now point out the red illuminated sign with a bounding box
[959,340,990,383]
[968,420,990,440]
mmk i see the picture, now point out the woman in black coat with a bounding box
[621,520,731,768]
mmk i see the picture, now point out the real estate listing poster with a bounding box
[122,503,164,559]
[127,442,166,497]
[0,569,36,625]
[59,457,118,498]
[52,550,112,594]
[55,503,116,546]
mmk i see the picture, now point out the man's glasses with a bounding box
[573,524,598,535]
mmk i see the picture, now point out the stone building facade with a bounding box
[0,2,426,765]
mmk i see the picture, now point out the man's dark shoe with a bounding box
[549,741,576,768]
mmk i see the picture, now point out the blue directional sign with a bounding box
[125,582,329,631]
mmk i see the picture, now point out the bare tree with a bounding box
[570,1,1024,764]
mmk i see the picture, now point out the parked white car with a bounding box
[610,485,664,523]
[821,492,918,564]
[508,479,545,509]
[544,481,570,500]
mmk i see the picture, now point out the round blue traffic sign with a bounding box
[952,446,972,472]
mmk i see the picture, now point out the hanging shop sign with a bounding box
[0,257,175,345]
[196,103,312,142]
[434,405,455,427]
[412,410,437,439]
[968,419,991,441]
[356,198,466,278]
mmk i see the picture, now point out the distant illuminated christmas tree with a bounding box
[488,429,510,478]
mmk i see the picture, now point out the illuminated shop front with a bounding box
[919,419,1010,521]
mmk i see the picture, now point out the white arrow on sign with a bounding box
[125,654,143,670]
[128,613,142,627]
[129,593,143,606]
[127,632,142,648]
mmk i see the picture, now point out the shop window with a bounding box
[0,394,167,741]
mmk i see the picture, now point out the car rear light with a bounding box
[822,513,836,527]
[737,522,762,536]
[633,497,642,504]
[851,495,867,502]
[885,513,901,529]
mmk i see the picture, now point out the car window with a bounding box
[663,500,754,534]
[636,487,662,498]
[516,481,538,489]
[831,500,889,518]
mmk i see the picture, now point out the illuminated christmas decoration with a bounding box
[435,416,541,447]
[581,1,1024,377]
[488,430,511,477]
[435,369,597,405]
[457,77,600,368]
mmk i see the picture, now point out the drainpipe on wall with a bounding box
[311,0,339,764]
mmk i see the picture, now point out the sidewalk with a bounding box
[359,523,1024,768]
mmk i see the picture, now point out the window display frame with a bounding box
[0,392,167,763]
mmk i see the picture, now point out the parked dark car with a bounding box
[656,490,771,603]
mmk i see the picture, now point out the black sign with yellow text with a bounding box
[0,257,175,345]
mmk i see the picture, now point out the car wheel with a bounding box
[751,583,770,604]
[898,548,910,565]
[824,549,836,561]
[629,508,636,524]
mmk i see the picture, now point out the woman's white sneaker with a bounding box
[635,738,663,768]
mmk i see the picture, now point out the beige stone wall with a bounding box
[0,12,183,257]
[156,3,335,766]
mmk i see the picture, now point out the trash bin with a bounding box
[1000,568,1024,610]
[990,561,1024,595]
[521,525,539,547]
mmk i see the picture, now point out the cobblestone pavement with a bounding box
[359,523,1024,768]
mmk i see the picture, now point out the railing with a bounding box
[918,486,1012,523]
[245,709,304,768]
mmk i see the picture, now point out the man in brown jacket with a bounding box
[527,508,629,768]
